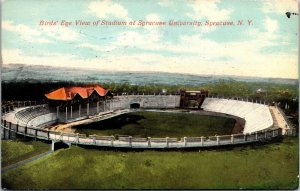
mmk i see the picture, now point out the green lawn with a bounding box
[73,111,236,138]
[2,137,298,190]
[1,139,50,167]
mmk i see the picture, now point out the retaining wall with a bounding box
[112,95,180,109]
[1,120,284,149]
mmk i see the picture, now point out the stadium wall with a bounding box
[111,95,181,110]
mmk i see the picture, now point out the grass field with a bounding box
[1,137,298,190]
[1,139,50,167]
[73,111,236,138]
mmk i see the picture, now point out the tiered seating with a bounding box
[269,109,279,128]
[15,105,51,124]
[201,98,273,134]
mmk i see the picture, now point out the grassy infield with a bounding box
[1,111,299,189]
[74,111,236,138]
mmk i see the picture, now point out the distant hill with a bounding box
[1,64,298,86]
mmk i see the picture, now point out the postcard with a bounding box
[1,0,299,190]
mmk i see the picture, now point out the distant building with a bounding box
[256,88,267,94]
[45,85,113,108]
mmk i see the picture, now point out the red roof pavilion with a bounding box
[45,85,111,101]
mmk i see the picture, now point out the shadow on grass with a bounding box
[74,114,145,130]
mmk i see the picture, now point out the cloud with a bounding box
[112,13,164,49]
[101,19,297,79]
[2,21,52,43]
[3,41,297,79]
[114,30,161,49]
[262,0,298,14]
[2,0,297,79]
[187,0,232,21]
[88,0,130,20]
[76,43,115,52]
[158,0,173,7]
[39,26,79,41]
[144,13,164,31]
[264,17,279,33]
[3,20,79,43]
[3,49,83,69]
[146,13,161,21]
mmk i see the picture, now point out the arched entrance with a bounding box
[130,103,140,108]
[51,141,70,151]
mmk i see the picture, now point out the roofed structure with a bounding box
[45,85,112,101]
[180,89,208,109]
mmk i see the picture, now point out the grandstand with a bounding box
[201,98,273,134]
[1,94,296,149]
[4,96,275,135]
[15,105,51,125]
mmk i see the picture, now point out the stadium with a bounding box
[1,84,296,150]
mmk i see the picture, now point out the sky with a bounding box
[1,0,298,79]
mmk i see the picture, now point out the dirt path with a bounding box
[47,110,129,132]
[2,150,53,173]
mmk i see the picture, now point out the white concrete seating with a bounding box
[15,105,51,125]
[201,98,273,134]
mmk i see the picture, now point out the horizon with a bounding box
[2,64,298,86]
[2,0,298,79]
[2,63,299,81]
